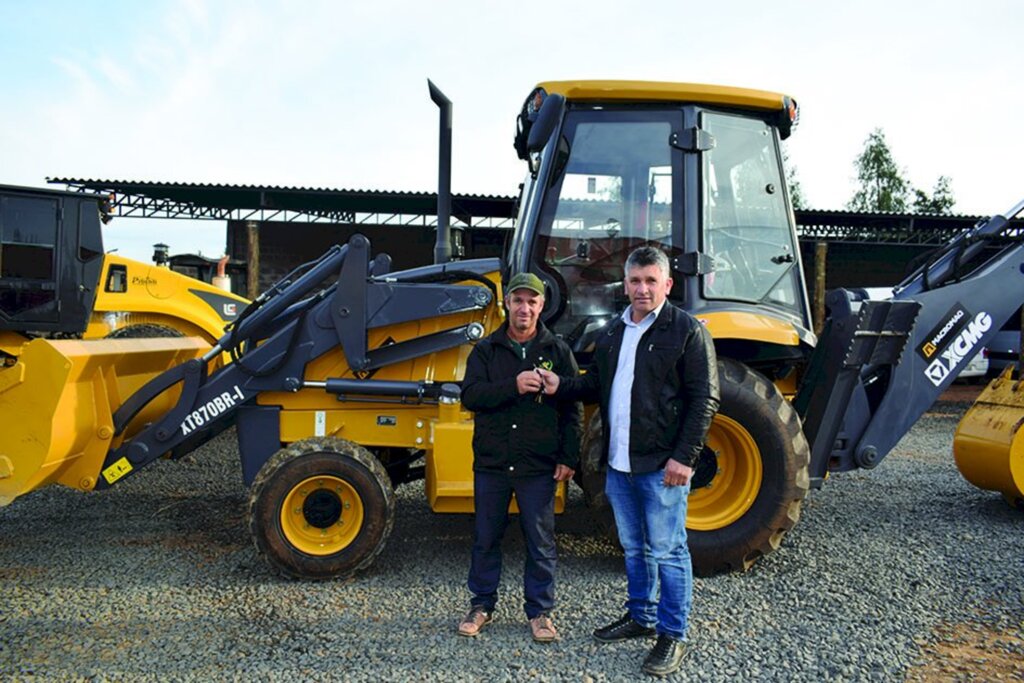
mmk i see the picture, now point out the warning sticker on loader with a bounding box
[102,457,133,485]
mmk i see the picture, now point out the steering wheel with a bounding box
[535,262,568,325]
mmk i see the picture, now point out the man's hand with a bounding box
[663,459,693,487]
[554,464,575,481]
[516,370,544,395]
[536,368,560,394]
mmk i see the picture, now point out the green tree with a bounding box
[848,128,910,212]
[782,147,807,210]
[913,175,955,215]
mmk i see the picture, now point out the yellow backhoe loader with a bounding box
[1,81,1020,582]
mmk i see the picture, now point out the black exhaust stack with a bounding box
[428,80,453,265]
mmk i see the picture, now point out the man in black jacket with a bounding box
[539,246,719,676]
[457,272,582,643]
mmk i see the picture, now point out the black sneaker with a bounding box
[593,613,656,643]
[641,634,685,676]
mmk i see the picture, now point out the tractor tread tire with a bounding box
[577,359,810,577]
[690,359,810,577]
[248,437,395,580]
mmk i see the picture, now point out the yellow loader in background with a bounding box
[955,364,1024,508]
[0,183,247,357]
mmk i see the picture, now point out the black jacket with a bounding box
[461,322,582,476]
[558,303,720,473]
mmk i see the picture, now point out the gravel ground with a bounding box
[1,395,1022,682]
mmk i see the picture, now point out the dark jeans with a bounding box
[468,470,557,619]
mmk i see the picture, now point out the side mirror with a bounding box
[526,94,565,154]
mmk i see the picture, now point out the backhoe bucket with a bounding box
[953,368,1024,508]
[0,336,210,505]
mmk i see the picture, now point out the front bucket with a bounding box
[953,368,1024,508]
[0,336,210,506]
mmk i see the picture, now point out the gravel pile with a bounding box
[1,398,1022,681]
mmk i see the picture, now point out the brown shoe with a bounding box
[458,606,492,637]
[529,613,559,642]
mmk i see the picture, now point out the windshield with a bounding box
[701,112,802,313]
[530,110,679,347]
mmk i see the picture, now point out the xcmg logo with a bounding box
[923,311,992,386]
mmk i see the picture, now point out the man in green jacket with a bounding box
[457,272,582,643]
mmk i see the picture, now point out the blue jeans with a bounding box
[468,471,557,619]
[605,467,692,640]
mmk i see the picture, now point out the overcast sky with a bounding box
[2,0,1022,262]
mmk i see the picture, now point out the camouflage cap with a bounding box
[506,272,545,296]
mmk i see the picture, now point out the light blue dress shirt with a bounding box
[607,302,666,473]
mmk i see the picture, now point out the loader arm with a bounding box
[797,199,1024,485]
[94,235,497,490]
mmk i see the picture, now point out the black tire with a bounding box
[688,359,809,576]
[577,358,809,577]
[105,324,184,338]
[248,437,395,580]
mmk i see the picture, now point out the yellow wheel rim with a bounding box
[279,475,364,555]
[688,414,762,531]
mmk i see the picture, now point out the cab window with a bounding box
[531,110,679,347]
[701,112,802,315]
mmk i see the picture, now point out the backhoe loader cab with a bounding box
[509,82,815,575]
[511,82,811,369]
